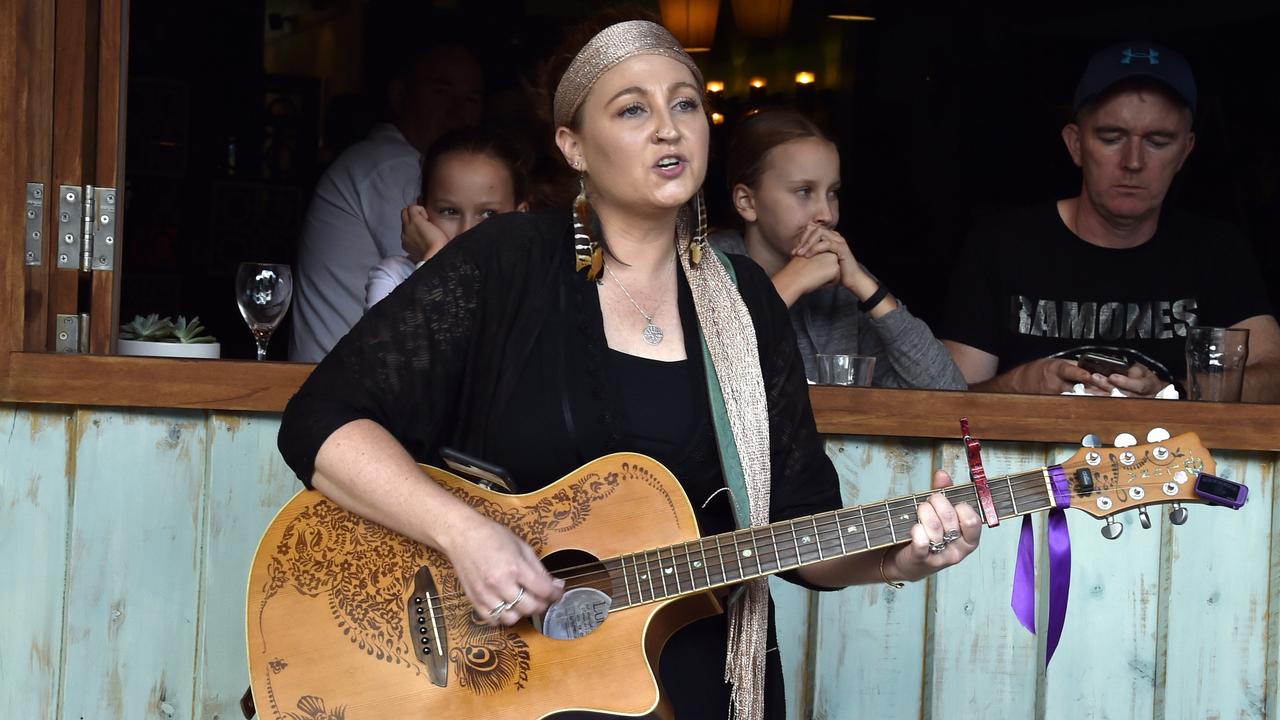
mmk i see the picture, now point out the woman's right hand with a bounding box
[401,205,450,263]
[443,516,565,626]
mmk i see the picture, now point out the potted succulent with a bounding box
[117,314,221,359]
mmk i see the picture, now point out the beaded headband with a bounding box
[552,20,705,128]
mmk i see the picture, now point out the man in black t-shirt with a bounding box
[942,42,1280,401]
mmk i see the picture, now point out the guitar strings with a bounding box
[420,467,1193,620]
[421,480,997,618]
[415,462,1202,624]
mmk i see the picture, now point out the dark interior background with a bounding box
[121,0,1280,360]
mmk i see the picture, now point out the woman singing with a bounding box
[278,14,980,719]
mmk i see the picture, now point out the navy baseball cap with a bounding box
[1072,42,1197,116]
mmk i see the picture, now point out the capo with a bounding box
[960,418,999,527]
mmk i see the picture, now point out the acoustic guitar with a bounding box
[246,432,1242,719]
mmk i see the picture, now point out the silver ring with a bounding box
[942,529,961,543]
[487,586,526,619]
[928,540,947,554]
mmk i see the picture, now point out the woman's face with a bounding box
[737,137,841,256]
[559,54,709,218]
[425,151,523,240]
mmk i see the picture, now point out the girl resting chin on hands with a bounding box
[364,127,529,310]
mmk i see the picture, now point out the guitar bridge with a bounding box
[408,566,449,687]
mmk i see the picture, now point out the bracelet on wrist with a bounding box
[858,285,890,313]
[879,548,905,589]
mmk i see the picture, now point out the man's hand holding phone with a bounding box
[1075,352,1166,397]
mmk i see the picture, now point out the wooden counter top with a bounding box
[809,385,1280,451]
[3,352,1277,451]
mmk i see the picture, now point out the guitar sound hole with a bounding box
[542,549,613,596]
[536,549,617,641]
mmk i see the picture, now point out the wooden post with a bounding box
[90,0,128,354]
[0,0,56,370]
[46,0,97,351]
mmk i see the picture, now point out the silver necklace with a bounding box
[604,263,665,345]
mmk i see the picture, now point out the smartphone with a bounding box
[1076,351,1133,376]
[439,447,520,493]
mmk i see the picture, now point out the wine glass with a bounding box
[235,262,293,361]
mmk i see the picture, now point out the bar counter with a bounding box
[3,353,1277,449]
[3,355,1278,718]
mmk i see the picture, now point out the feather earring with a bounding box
[690,188,709,266]
[572,170,603,281]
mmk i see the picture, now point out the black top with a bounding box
[606,350,705,490]
[942,202,1274,381]
[277,209,844,717]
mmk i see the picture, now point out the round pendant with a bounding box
[642,322,664,345]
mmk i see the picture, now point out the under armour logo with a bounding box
[1121,47,1160,65]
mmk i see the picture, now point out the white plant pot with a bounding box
[118,338,222,359]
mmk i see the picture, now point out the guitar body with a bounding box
[246,453,721,720]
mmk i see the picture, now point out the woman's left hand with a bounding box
[887,469,982,581]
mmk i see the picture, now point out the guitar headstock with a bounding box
[1055,431,1243,528]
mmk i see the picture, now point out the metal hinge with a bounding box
[25,182,44,266]
[56,184,117,271]
[55,313,90,354]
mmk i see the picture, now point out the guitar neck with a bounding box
[595,467,1058,610]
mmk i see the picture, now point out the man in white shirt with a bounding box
[290,44,483,361]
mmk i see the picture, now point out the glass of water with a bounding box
[815,354,877,386]
[1185,327,1249,401]
[235,262,293,361]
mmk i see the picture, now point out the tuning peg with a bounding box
[1113,433,1137,448]
[1101,516,1124,540]
[1138,507,1152,529]
[1146,427,1171,443]
[1169,504,1188,526]
[1081,433,1103,448]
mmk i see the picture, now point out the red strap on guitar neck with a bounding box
[960,417,999,527]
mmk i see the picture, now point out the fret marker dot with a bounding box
[693,561,703,568]
[899,514,911,521]
[847,526,858,533]
[801,536,812,544]
[742,549,753,558]
[663,567,673,575]
[639,574,647,580]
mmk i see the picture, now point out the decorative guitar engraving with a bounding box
[258,500,429,673]
[284,695,346,720]
[256,463,628,702]
[450,628,532,694]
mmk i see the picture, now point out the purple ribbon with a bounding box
[1011,465,1073,664]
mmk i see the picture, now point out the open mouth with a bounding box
[655,156,683,169]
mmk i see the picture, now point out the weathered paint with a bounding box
[0,405,73,719]
[1159,453,1274,719]
[2,404,1274,719]
[194,413,299,720]
[58,408,206,720]
[1042,442,1163,720]
[810,436,932,720]
[923,441,1042,720]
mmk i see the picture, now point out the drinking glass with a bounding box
[1185,327,1249,401]
[815,354,876,386]
[236,262,293,361]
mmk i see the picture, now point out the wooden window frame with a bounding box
[2,1,1277,450]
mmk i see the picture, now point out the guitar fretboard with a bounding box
[582,468,1057,610]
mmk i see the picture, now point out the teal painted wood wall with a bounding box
[2,402,1275,719]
